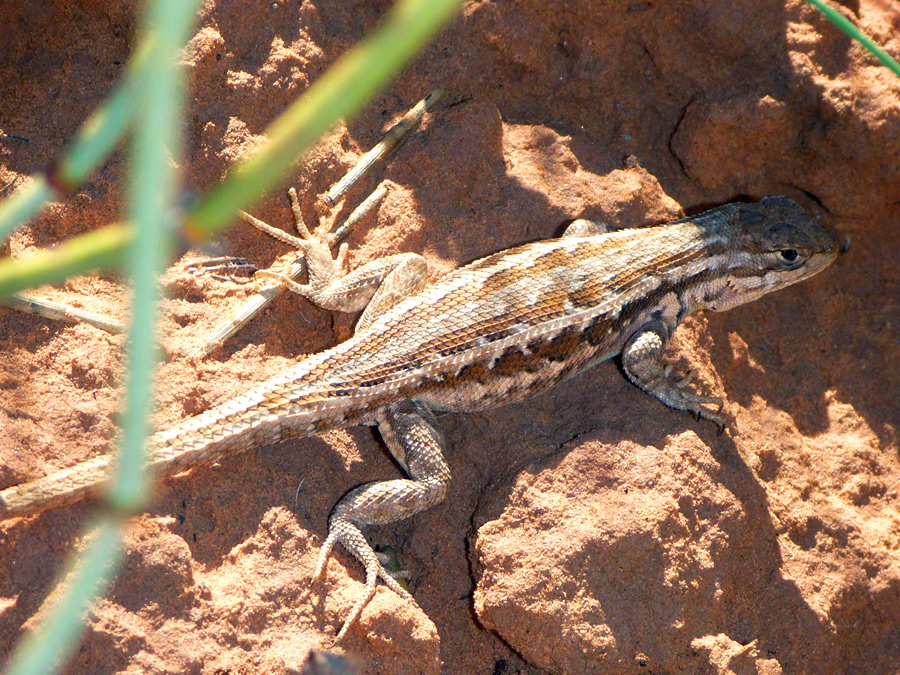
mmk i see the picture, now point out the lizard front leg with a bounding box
[314,399,451,642]
[622,319,725,429]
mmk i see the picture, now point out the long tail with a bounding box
[0,454,116,518]
[0,359,337,520]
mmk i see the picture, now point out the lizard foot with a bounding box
[661,365,725,429]
[623,326,727,432]
[659,368,724,426]
[314,516,415,643]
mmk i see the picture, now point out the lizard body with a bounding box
[0,195,838,640]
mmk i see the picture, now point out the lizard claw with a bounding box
[682,393,726,430]
[655,366,727,431]
[376,545,412,589]
[623,330,729,433]
[644,375,730,431]
[316,517,415,643]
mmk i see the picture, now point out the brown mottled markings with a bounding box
[421,318,608,400]
[584,316,615,346]
[615,266,722,332]
[450,360,489,387]
[260,229,728,417]
[529,324,583,363]
[478,255,530,294]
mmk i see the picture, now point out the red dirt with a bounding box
[1,1,898,673]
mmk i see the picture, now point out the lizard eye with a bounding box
[776,248,800,267]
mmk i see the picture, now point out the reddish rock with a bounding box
[0,1,897,673]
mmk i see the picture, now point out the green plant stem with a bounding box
[113,0,195,511]
[58,38,155,186]
[0,224,133,297]
[4,518,126,675]
[3,0,196,671]
[804,0,900,78]
[0,178,55,244]
[0,40,154,244]
[186,0,463,238]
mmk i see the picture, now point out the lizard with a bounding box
[0,194,839,641]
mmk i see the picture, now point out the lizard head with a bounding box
[700,195,840,312]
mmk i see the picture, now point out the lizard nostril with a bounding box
[840,235,851,254]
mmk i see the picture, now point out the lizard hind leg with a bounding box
[314,400,451,642]
[245,187,429,334]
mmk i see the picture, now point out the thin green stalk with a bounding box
[185,0,463,237]
[0,39,155,243]
[3,0,196,671]
[804,0,900,78]
[113,0,194,511]
[4,519,126,675]
[57,38,157,186]
[0,0,463,299]
[0,224,133,297]
[0,178,55,244]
